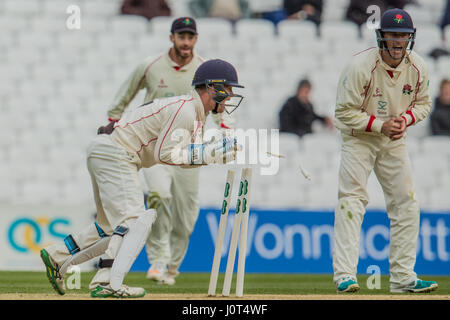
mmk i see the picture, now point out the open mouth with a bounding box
[391,46,404,54]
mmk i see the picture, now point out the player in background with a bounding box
[40,59,245,298]
[106,17,234,285]
[332,9,438,293]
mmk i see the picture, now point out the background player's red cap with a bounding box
[171,17,197,35]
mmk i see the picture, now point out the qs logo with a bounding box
[7,217,70,254]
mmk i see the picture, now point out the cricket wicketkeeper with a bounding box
[40,59,244,298]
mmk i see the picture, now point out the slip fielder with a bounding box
[332,8,438,293]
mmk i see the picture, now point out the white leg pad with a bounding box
[110,209,156,291]
[89,232,127,289]
[60,236,111,276]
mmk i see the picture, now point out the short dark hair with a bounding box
[440,78,450,91]
[297,79,311,91]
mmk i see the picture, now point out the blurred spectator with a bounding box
[346,0,386,28]
[188,0,250,22]
[121,0,171,20]
[279,79,333,138]
[430,79,450,136]
[385,0,414,8]
[428,0,450,60]
[441,0,450,41]
[283,0,323,27]
[428,47,449,61]
[248,0,286,26]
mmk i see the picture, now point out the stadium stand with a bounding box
[0,0,449,212]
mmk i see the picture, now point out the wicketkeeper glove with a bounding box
[188,136,240,165]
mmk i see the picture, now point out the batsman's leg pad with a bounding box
[110,209,156,291]
[89,225,129,290]
[65,222,110,254]
[59,236,111,276]
[64,235,80,255]
[46,221,110,267]
[95,221,108,238]
[98,258,114,268]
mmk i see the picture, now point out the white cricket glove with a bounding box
[188,136,240,165]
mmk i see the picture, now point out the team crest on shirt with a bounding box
[402,84,413,95]
[158,78,168,88]
[377,101,387,110]
[377,101,388,115]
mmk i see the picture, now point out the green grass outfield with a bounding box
[0,271,449,297]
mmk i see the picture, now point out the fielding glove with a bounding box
[146,191,162,210]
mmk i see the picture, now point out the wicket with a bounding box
[208,167,253,297]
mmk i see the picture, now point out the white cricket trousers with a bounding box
[333,133,420,286]
[46,134,146,267]
[142,164,200,272]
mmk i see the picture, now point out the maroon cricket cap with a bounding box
[171,17,197,34]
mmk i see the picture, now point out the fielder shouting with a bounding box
[333,8,438,293]
[40,59,244,298]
